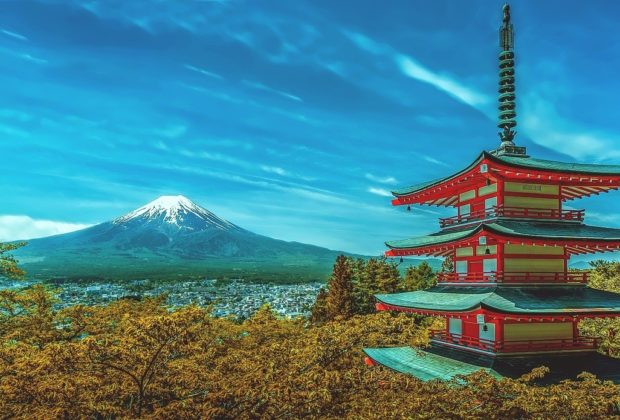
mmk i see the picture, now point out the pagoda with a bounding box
[364,4,620,383]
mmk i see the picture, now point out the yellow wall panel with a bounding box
[505,182,559,195]
[504,322,573,341]
[456,247,474,257]
[478,184,498,197]
[504,196,559,210]
[504,244,565,255]
[504,258,564,272]
[459,189,476,202]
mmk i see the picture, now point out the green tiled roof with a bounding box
[375,286,620,314]
[364,345,620,384]
[497,154,620,175]
[386,227,476,249]
[385,220,620,250]
[392,151,620,197]
[363,346,500,381]
[376,287,494,312]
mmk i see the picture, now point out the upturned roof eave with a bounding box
[391,151,620,198]
[374,287,620,314]
[391,151,487,197]
[385,221,620,251]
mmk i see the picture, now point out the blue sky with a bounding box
[1,0,620,255]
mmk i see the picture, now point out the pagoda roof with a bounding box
[374,286,620,314]
[363,346,501,381]
[385,220,620,256]
[392,151,620,204]
[363,345,620,383]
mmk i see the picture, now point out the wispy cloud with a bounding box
[0,215,91,241]
[1,29,28,42]
[261,165,289,176]
[20,53,47,64]
[396,55,489,109]
[242,80,303,102]
[344,30,490,110]
[422,155,449,167]
[521,93,620,160]
[365,173,397,184]
[184,64,224,80]
[367,187,392,197]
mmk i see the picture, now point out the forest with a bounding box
[0,244,619,418]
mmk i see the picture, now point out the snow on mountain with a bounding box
[114,195,239,231]
[15,194,347,281]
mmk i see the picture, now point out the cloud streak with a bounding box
[184,64,224,80]
[344,30,490,110]
[242,80,303,102]
[0,215,91,241]
[396,55,489,109]
[368,187,392,197]
[365,173,397,184]
[1,29,28,42]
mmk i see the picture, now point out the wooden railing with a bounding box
[437,271,589,284]
[439,205,585,228]
[431,330,600,353]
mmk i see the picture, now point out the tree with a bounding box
[324,255,355,320]
[309,287,329,324]
[440,255,454,273]
[0,286,619,418]
[403,261,436,291]
[0,242,27,279]
[579,260,620,357]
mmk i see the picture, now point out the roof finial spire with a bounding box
[495,2,526,157]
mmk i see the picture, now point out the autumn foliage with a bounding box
[0,284,617,418]
[1,251,620,418]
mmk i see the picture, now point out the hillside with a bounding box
[14,196,349,283]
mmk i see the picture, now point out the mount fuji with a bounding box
[14,196,347,282]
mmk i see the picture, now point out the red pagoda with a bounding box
[364,4,620,382]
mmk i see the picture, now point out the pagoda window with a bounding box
[483,257,497,272]
[455,260,468,278]
[478,183,498,197]
[448,318,462,336]
[479,322,496,344]
[459,189,476,202]
[484,196,497,210]
[456,247,474,257]
[459,204,471,216]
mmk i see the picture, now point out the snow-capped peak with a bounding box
[114,195,238,231]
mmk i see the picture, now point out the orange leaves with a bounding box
[0,241,27,280]
[0,286,618,418]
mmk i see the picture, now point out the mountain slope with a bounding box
[15,196,350,282]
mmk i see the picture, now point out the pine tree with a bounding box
[310,287,329,324]
[376,258,401,293]
[403,261,436,291]
[440,255,454,273]
[324,255,355,320]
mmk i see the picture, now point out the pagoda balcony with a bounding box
[437,271,589,285]
[430,330,600,354]
[439,205,585,229]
